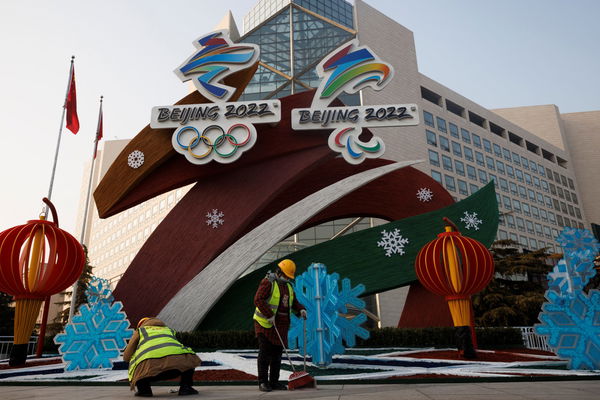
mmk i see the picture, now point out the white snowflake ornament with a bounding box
[377,228,409,257]
[460,211,483,230]
[127,150,145,169]
[416,187,434,202]
[206,209,225,228]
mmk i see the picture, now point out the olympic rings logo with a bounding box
[172,123,257,164]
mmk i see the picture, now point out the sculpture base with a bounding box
[9,343,28,366]
[455,326,476,359]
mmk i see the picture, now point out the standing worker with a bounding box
[124,317,201,397]
[253,259,307,392]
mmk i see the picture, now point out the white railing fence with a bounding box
[0,336,39,360]
[518,326,551,351]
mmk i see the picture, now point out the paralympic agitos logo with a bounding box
[151,30,281,165]
[292,39,419,164]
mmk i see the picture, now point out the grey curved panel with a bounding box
[158,160,421,331]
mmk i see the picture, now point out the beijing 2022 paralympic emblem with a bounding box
[292,39,419,164]
[151,29,281,165]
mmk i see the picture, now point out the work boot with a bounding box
[270,381,287,390]
[178,385,199,396]
[259,382,272,392]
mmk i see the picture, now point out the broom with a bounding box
[273,317,316,390]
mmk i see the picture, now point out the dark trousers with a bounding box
[257,334,284,385]
[136,368,194,394]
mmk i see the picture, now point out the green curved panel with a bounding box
[198,182,498,331]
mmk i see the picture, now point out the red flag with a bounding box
[93,97,103,159]
[65,62,79,134]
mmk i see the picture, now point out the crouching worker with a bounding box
[124,317,201,397]
[253,259,306,392]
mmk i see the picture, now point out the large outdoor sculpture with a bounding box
[535,228,600,369]
[0,198,84,366]
[414,218,494,358]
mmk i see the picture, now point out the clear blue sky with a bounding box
[0,0,598,235]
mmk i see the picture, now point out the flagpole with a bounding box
[46,56,75,210]
[68,95,102,322]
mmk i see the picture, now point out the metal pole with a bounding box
[68,95,102,322]
[46,56,75,211]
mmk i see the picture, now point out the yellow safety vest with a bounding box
[127,326,196,381]
[253,281,294,328]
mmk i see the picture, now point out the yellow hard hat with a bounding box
[278,259,296,279]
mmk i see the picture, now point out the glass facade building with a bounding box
[240,0,356,101]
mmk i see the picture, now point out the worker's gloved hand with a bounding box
[267,315,276,325]
[300,309,307,319]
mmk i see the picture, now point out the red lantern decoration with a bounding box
[0,198,84,365]
[415,218,494,353]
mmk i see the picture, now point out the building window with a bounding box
[526,220,534,234]
[457,179,468,195]
[486,156,495,170]
[439,136,450,152]
[444,175,456,191]
[483,139,492,153]
[471,133,481,148]
[496,160,505,175]
[478,169,488,183]
[475,151,484,166]
[452,141,462,157]
[532,205,540,219]
[530,161,538,173]
[523,203,531,216]
[540,209,548,221]
[515,169,524,182]
[516,217,525,231]
[428,150,440,166]
[455,160,465,176]
[464,147,474,162]
[506,165,514,178]
[493,143,502,157]
[568,178,575,190]
[533,176,541,188]
[522,157,529,170]
[426,130,437,146]
[528,189,536,202]
[499,177,509,192]
[513,199,522,213]
[506,214,516,228]
[431,170,442,184]
[503,195,512,210]
[442,155,453,171]
[461,128,471,143]
[503,148,511,161]
[469,183,479,194]
[424,110,434,127]
[510,182,518,196]
[467,165,477,180]
[512,152,521,166]
[436,116,447,133]
[449,123,459,138]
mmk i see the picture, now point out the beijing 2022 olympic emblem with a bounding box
[292,39,419,164]
[151,30,281,165]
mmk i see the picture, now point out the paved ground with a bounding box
[2,381,600,400]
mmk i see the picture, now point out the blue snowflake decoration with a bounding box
[288,263,369,367]
[85,276,114,305]
[535,228,600,370]
[55,283,133,370]
[535,290,600,369]
[547,250,596,294]
[555,227,600,255]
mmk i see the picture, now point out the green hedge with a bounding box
[44,326,523,353]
